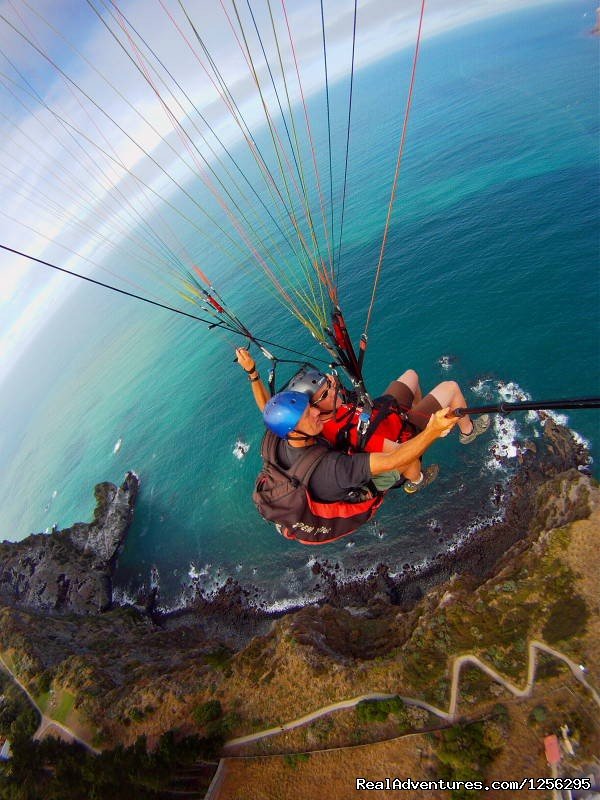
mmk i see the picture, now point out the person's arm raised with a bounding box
[369,408,458,476]
[236,347,270,413]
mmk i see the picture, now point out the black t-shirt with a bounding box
[276,438,372,503]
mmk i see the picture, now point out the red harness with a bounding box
[321,396,416,454]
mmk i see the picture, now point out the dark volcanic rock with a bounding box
[314,418,594,610]
[0,420,592,642]
[0,472,139,614]
[149,419,593,636]
[0,421,595,742]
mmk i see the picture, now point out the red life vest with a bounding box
[252,432,383,545]
[321,396,416,454]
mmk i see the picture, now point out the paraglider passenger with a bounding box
[236,348,490,493]
[259,390,458,505]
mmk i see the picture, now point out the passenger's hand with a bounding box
[236,347,255,373]
[426,407,459,438]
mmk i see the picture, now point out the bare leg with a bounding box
[403,460,421,481]
[428,381,473,435]
[381,436,421,481]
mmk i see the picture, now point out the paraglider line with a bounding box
[1,244,331,364]
[320,0,334,266]
[335,0,357,280]
[364,0,426,338]
[1,244,235,328]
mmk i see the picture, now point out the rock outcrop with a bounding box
[0,472,139,614]
[310,418,594,610]
[0,422,596,752]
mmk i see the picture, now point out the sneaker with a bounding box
[459,414,491,445]
[403,464,439,494]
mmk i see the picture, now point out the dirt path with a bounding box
[224,639,598,749]
[3,637,596,761]
[0,653,98,753]
[448,639,599,717]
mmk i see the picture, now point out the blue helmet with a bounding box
[263,391,309,438]
[286,364,327,397]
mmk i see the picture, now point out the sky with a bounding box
[0,0,571,385]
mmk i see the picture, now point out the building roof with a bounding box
[544,734,561,765]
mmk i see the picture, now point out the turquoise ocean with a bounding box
[1,2,598,609]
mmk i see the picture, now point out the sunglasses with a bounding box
[310,377,333,407]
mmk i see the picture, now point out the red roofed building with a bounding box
[544,734,561,765]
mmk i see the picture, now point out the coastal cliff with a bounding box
[0,472,139,614]
[0,423,597,798]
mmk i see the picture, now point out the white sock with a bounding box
[411,472,423,485]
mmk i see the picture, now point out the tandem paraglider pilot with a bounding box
[253,389,460,544]
[236,348,489,544]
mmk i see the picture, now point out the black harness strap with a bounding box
[333,406,357,451]
[358,396,412,450]
[331,395,415,452]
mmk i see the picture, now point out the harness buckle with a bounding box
[357,410,371,436]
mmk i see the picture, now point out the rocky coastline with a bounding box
[0,417,596,756]
[307,416,593,611]
[0,471,139,614]
[0,419,593,637]
[160,417,593,639]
